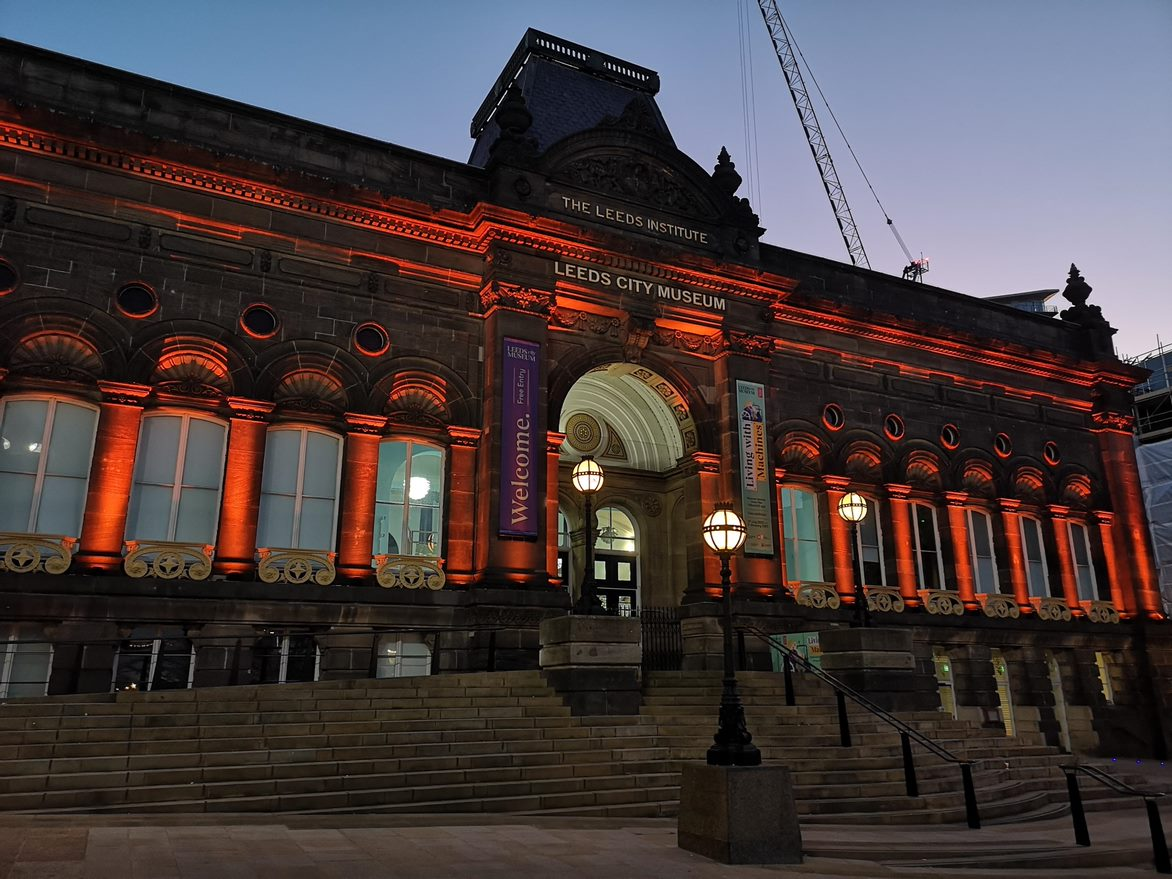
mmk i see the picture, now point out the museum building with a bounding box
[0,31,1166,755]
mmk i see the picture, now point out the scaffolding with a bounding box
[1132,339,1172,609]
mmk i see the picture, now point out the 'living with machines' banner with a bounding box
[500,338,539,537]
[737,380,773,555]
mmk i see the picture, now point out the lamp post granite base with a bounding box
[677,763,803,864]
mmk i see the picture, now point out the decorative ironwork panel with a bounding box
[256,548,336,586]
[979,594,1022,620]
[640,606,683,672]
[374,554,446,590]
[920,589,965,616]
[0,533,76,575]
[866,586,905,614]
[123,541,214,581]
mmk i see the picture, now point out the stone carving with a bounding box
[600,96,664,139]
[10,332,103,382]
[640,495,662,518]
[1092,411,1135,431]
[559,154,703,215]
[0,533,76,575]
[256,548,336,586]
[794,583,841,610]
[725,332,773,359]
[603,422,628,460]
[374,555,446,590]
[480,283,553,315]
[866,586,905,614]
[920,590,965,616]
[123,541,214,581]
[979,594,1022,619]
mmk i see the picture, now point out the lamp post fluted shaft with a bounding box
[578,492,596,614]
[850,521,871,628]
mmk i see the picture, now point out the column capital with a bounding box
[884,483,913,500]
[997,497,1022,513]
[1091,509,1115,526]
[773,467,787,483]
[97,380,151,405]
[1091,410,1135,432]
[1046,503,1072,520]
[226,396,275,421]
[823,475,851,491]
[546,430,567,454]
[344,412,387,435]
[448,425,482,447]
[690,451,722,474]
[944,490,970,507]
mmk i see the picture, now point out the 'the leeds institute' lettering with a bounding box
[558,196,710,245]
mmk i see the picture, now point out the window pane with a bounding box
[256,493,294,549]
[135,416,182,485]
[594,560,607,580]
[175,487,219,544]
[302,432,340,499]
[44,403,96,479]
[1022,519,1043,561]
[181,419,226,489]
[617,561,632,582]
[125,484,173,541]
[376,442,408,504]
[373,501,404,555]
[797,539,823,582]
[0,472,35,531]
[297,497,335,551]
[5,641,52,697]
[1070,525,1090,566]
[0,399,49,476]
[793,492,818,540]
[260,429,301,496]
[970,512,991,556]
[34,474,87,536]
[915,506,938,552]
[976,556,997,594]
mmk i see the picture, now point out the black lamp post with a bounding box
[703,501,761,767]
[837,491,871,628]
[572,455,604,614]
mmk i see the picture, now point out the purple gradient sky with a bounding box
[2,0,1168,358]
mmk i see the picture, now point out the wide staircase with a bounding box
[0,669,1131,820]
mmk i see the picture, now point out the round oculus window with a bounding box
[240,303,279,338]
[1043,441,1061,466]
[0,260,16,296]
[354,322,389,356]
[940,423,960,450]
[884,414,905,441]
[115,283,158,317]
[822,403,845,431]
[994,432,1013,458]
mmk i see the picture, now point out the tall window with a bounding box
[256,427,342,551]
[1020,516,1050,597]
[0,634,53,698]
[780,488,823,582]
[1068,522,1098,601]
[967,508,1000,594]
[852,496,886,586]
[0,396,98,536]
[373,440,444,557]
[125,413,227,544]
[911,502,945,590]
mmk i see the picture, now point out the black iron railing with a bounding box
[1061,763,1169,873]
[743,625,982,828]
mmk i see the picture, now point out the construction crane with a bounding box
[754,1,927,281]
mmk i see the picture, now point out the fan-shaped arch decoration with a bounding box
[9,331,103,382]
[779,431,823,476]
[273,369,347,414]
[844,441,884,484]
[151,338,232,397]
[1013,467,1047,505]
[385,371,449,427]
[905,450,943,491]
[1060,473,1093,510]
[961,460,997,498]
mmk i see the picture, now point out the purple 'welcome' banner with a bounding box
[499,337,539,537]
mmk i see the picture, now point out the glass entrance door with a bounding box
[594,553,638,616]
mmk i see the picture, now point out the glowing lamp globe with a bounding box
[571,456,604,494]
[837,492,869,523]
[702,503,747,555]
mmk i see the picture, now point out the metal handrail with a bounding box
[1060,763,1169,873]
[743,624,981,828]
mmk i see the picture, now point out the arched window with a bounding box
[0,396,98,536]
[375,634,432,678]
[911,502,945,590]
[125,413,228,544]
[373,440,444,557]
[1067,521,1098,601]
[780,487,823,583]
[256,427,342,551]
[966,508,1000,595]
[593,506,638,616]
[595,506,636,553]
[1019,516,1050,597]
[852,496,886,586]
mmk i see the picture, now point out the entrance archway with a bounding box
[558,363,698,610]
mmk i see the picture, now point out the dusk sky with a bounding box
[2,0,1168,359]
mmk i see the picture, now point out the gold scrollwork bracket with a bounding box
[0,533,76,575]
[123,541,214,581]
[373,554,446,590]
[256,548,336,586]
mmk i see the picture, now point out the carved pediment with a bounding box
[552,152,719,220]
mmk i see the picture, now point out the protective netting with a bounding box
[1137,438,1172,613]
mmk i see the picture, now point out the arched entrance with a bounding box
[557,363,698,611]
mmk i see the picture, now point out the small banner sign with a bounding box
[500,338,539,537]
[736,380,774,555]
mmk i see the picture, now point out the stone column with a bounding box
[998,498,1031,610]
[944,491,978,609]
[885,484,920,608]
[213,398,273,578]
[335,413,386,583]
[445,426,480,587]
[682,452,724,603]
[1047,504,1082,612]
[823,475,855,603]
[1092,510,1128,613]
[75,381,151,573]
[774,468,790,587]
[545,431,566,587]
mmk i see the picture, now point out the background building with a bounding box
[0,31,1166,756]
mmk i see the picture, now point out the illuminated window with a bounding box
[125,413,228,544]
[375,634,432,679]
[0,396,98,537]
[1068,521,1098,602]
[256,427,342,551]
[966,508,1000,595]
[932,648,956,718]
[557,509,571,584]
[992,649,1016,736]
[780,488,823,582]
[851,496,886,586]
[252,633,318,684]
[0,633,53,698]
[373,440,444,557]
[595,506,636,553]
[911,502,945,590]
[112,627,193,692]
[1019,516,1051,598]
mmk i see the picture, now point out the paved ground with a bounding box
[0,806,1164,878]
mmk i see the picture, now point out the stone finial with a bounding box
[712,147,742,198]
[1061,263,1092,308]
[495,84,532,137]
[1057,263,1116,358]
